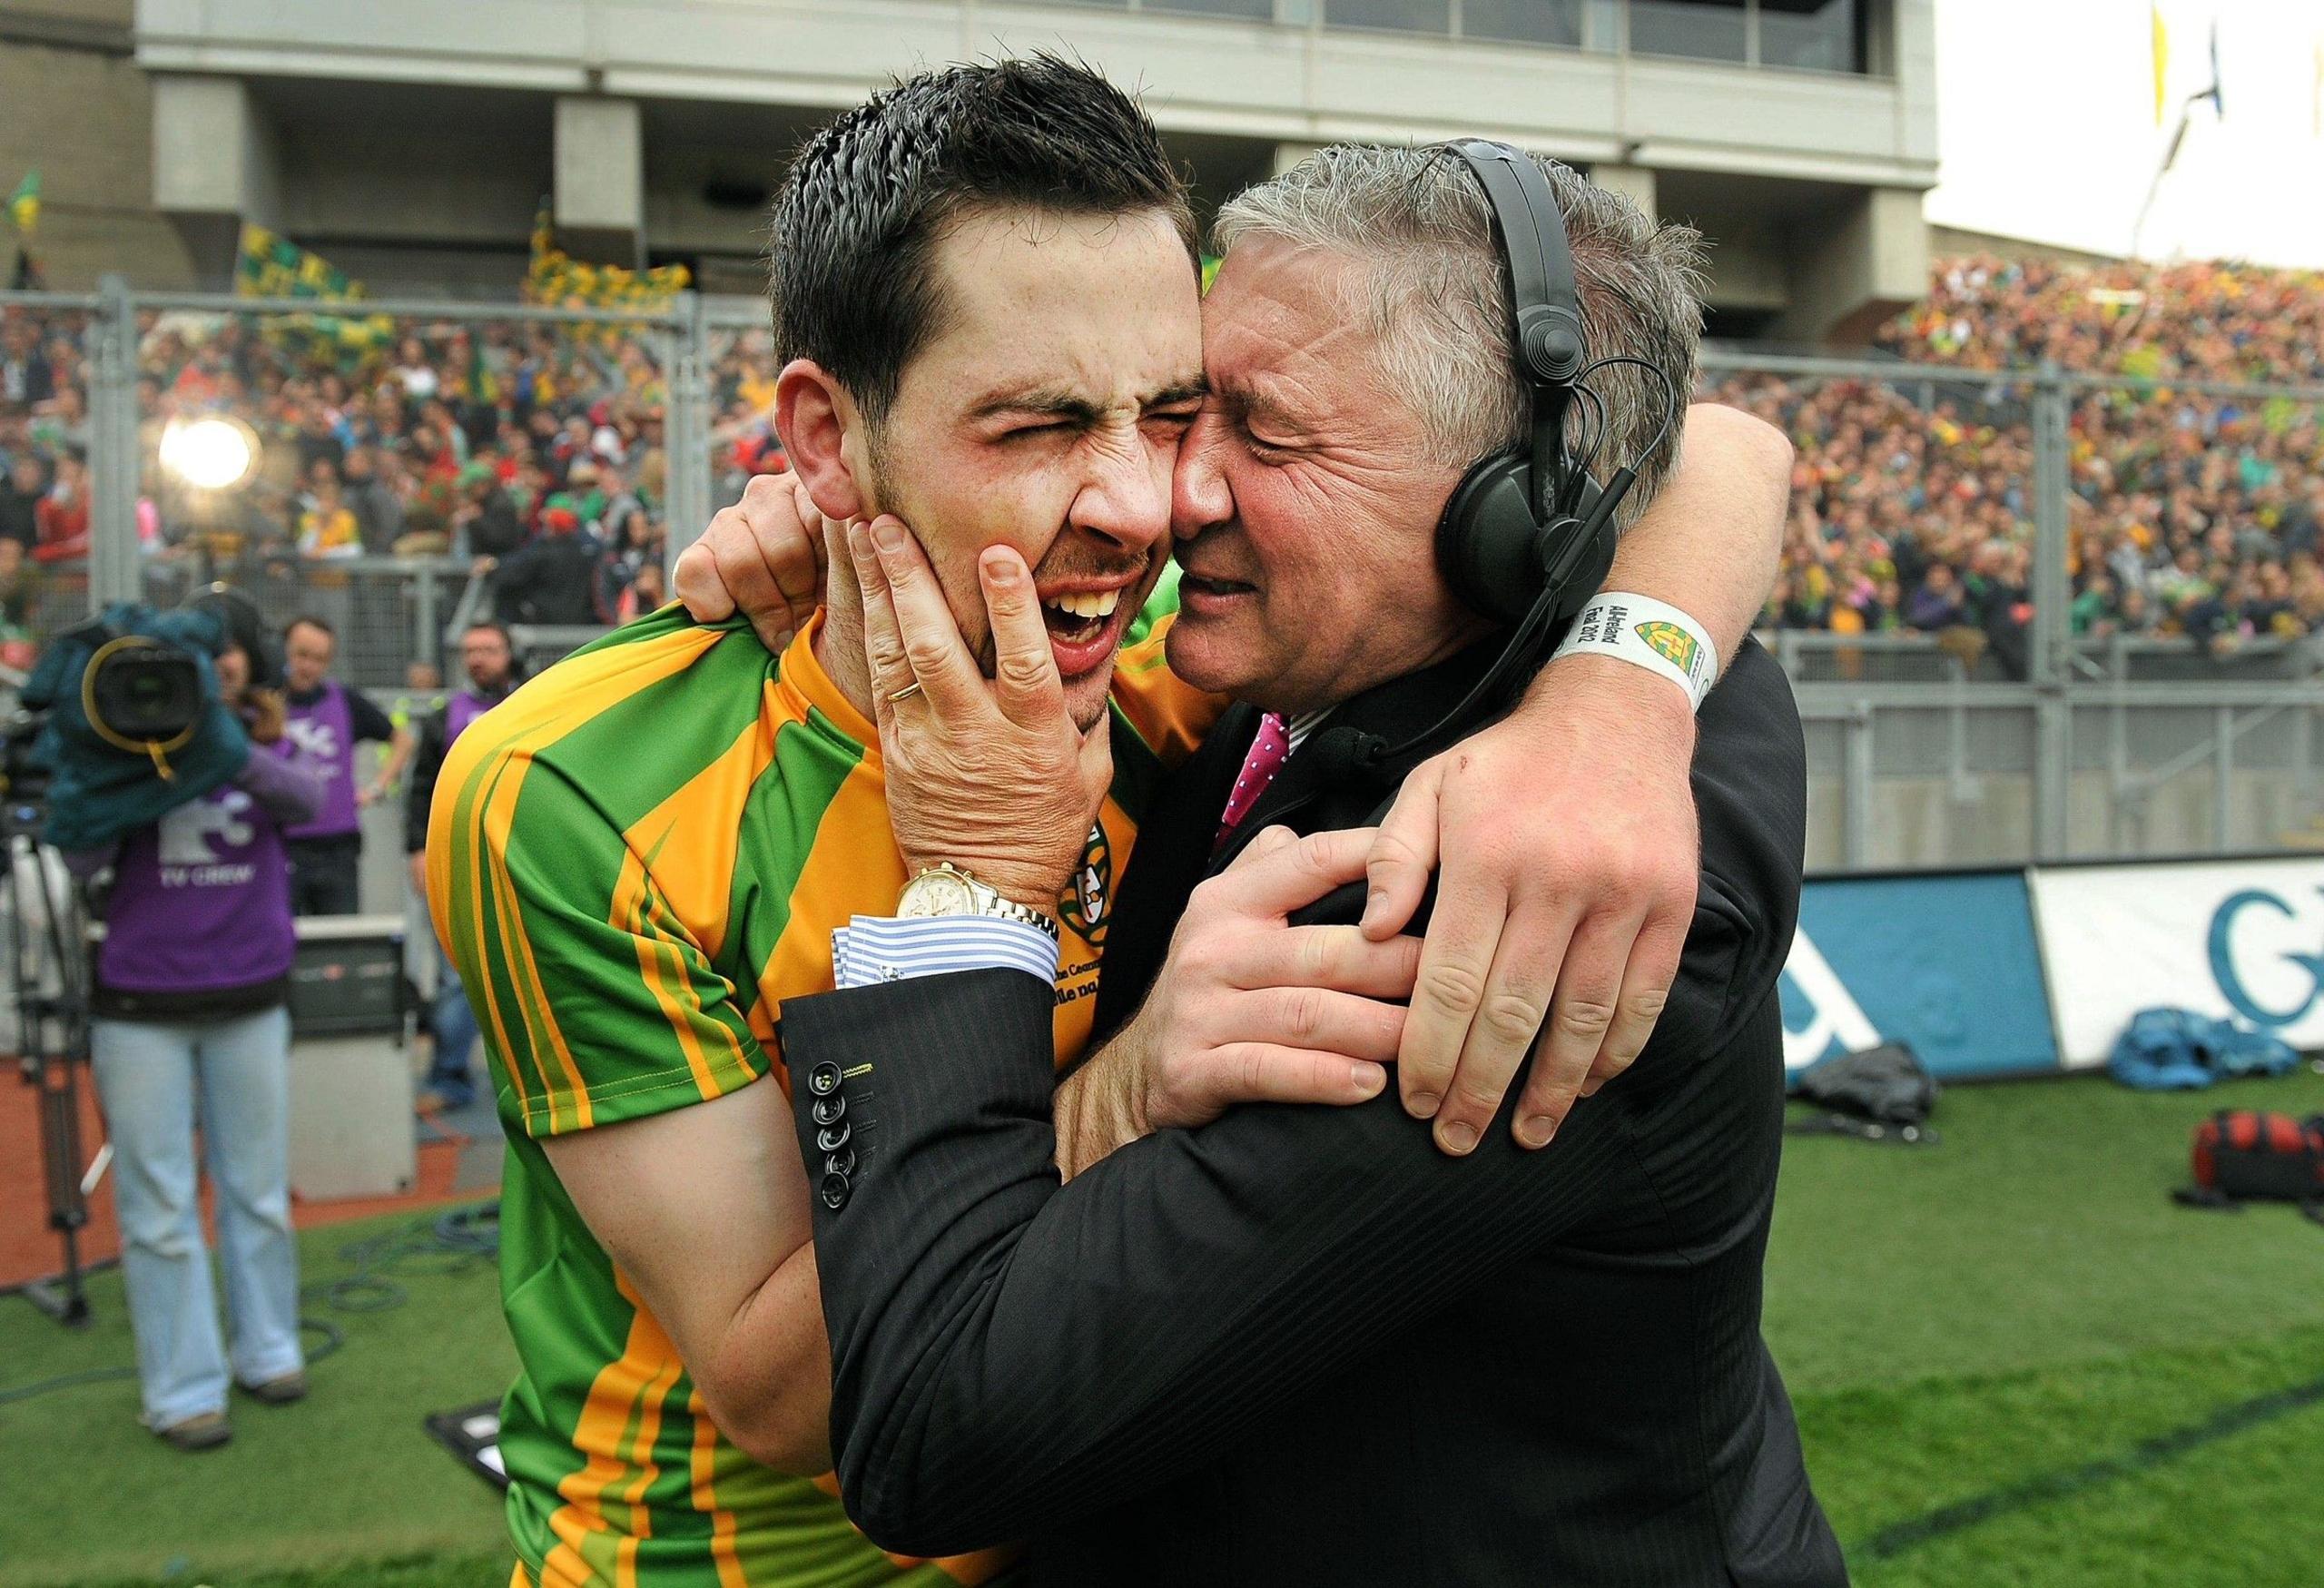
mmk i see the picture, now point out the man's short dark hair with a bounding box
[769,54,1195,429]
[285,615,333,643]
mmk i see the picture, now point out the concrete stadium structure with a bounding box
[7,0,1934,340]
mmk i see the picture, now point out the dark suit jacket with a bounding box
[778,637,1846,1586]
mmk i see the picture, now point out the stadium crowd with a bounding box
[1718,255,2324,667]
[0,309,795,649]
[7,253,2324,673]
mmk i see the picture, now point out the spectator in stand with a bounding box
[0,536,37,659]
[565,457,608,531]
[1,314,54,408]
[452,460,523,558]
[291,401,344,483]
[611,555,665,625]
[340,445,404,553]
[33,446,89,563]
[480,493,597,626]
[1905,563,1966,630]
[405,619,518,1112]
[277,616,416,915]
[1,451,44,549]
[592,499,660,622]
[69,630,326,1452]
[296,469,361,560]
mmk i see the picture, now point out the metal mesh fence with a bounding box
[16,285,2324,872]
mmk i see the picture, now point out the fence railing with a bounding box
[8,289,2324,870]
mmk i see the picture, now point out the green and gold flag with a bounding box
[5,171,36,235]
[525,201,690,316]
[233,223,391,360]
[235,222,361,300]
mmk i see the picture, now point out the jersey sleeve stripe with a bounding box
[487,758,598,1136]
[435,627,734,1135]
[543,1297,682,1586]
[473,778,546,1119]
[687,1406,751,1588]
[463,751,548,1119]
[752,762,906,1021]
[611,848,757,1107]
[620,702,784,967]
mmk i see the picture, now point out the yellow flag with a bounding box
[2152,4,2170,124]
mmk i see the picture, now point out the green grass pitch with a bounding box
[4,1067,2321,1586]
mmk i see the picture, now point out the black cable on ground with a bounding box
[0,1200,497,1407]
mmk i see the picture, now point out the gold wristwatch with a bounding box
[897,863,1060,942]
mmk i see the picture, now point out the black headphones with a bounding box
[1433,138,1622,628]
[1301,141,1677,792]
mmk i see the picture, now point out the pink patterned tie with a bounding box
[1216,711,1292,850]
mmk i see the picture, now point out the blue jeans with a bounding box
[90,1006,303,1428]
[427,942,480,1105]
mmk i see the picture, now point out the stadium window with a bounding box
[1147,0,1278,16]
[1320,0,1452,35]
[1627,0,1748,63]
[1758,0,1863,73]
[1461,0,1591,49]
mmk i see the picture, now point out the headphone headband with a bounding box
[1443,138,1584,388]
[1443,139,1586,519]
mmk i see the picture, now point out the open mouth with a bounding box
[1040,587,1125,647]
[1036,583,1138,678]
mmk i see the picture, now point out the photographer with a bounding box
[68,630,327,1453]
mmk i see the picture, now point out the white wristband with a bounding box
[1551,593,1719,712]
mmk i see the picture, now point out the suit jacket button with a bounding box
[816,1120,852,1154]
[807,1062,842,1098]
[819,1170,851,1210]
[811,1093,846,1127]
[824,1145,858,1179]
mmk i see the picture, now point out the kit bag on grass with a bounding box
[1787,1041,1939,1145]
[2174,1110,2324,1225]
[2109,1008,2299,1091]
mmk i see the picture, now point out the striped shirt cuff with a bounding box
[831,914,1059,990]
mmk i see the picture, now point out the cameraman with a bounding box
[69,634,327,1453]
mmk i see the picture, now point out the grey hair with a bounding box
[1210,144,1707,529]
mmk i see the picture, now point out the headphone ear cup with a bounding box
[1435,450,1544,626]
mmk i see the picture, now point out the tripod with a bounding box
[5,800,97,1327]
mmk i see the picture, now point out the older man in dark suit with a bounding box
[768,144,1845,1586]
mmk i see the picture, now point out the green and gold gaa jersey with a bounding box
[428,602,1220,1588]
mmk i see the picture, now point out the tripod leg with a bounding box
[34,1052,94,1326]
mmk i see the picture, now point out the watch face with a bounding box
[901,872,975,917]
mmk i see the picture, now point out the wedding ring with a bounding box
[887,681,924,705]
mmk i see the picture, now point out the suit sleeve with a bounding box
[782,891,1761,1557]
[783,643,1804,1558]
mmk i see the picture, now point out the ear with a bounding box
[774,360,876,524]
